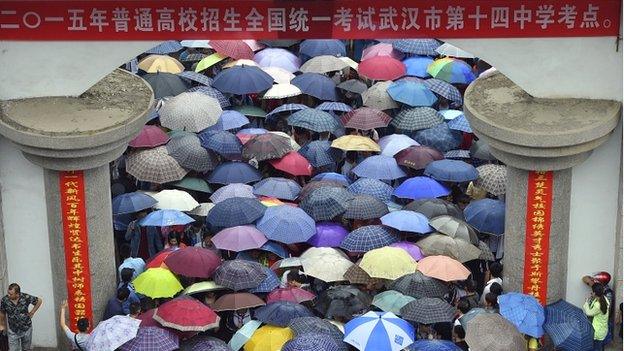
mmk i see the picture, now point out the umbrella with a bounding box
[362,81,399,110]
[299,181,345,200]
[299,39,346,58]
[301,55,349,73]
[340,107,391,130]
[291,73,338,101]
[126,147,187,184]
[119,326,179,351]
[208,162,262,185]
[267,103,308,118]
[438,109,464,121]
[430,215,479,245]
[209,40,254,59]
[129,125,170,148]
[212,293,266,312]
[138,54,184,73]
[159,92,222,132]
[195,52,228,73]
[112,192,156,215]
[544,299,594,351]
[391,107,443,131]
[210,183,255,204]
[243,40,265,51]
[244,325,293,351]
[256,205,316,244]
[331,135,380,152]
[177,70,213,86]
[154,296,220,332]
[229,320,262,351]
[188,336,231,351]
[86,315,141,351]
[269,152,313,176]
[477,240,496,261]
[312,173,350,186]
[183,281,225,295]
[153,189,200,212]
[436,43,475,58]
[263,84,302,99]
[213,260,267,291]
[413,123,462,152]
[394,145,444,170]
[498,292,545,338]
[307,222,349,248]
[316,285,372,319]
[243,133,293,161]
[400,298,455,324]
[337,79,368,94]
[352,155,406,180]
[142,72,189,99]
[380,210,432,234]
[254,48,301,72]
[417,255,470,282]
[139,209,195,227]
[390,242,425,261]
[344,311,415,351]
[187,85,231,108]
[300,187,354,221]
[379,134,419,157]
[427,58,476,84]
[300,248,354,282]
[206,110,250,131]
[464,199,506,235]
[389,271,448,299]
[283,333,341,351]
[206,197,266,228]
[296,140,341,167]
[403,56,434,78]
[470,139,496,161]
[359,247,417,280]
[255,301,314,327]
[344,195,389,220]
[234,106,267,119]
[404,198,464,220]
[416,234,481,263]
[475,164,507,196]
[253,177,301,201]
[199,130,243,158]
[289,317,344,343]
[444,149,471,160]
[347,178,393,203]
[145,250,173,269]
[211,225,267,252]
[362,43,404,60]
[188,202,215,216]
[223,59,259,69]
[267,287,316,304]
[392,39,440,56]
[340,225,400,253]
[408,340,462,351]
[447,114,472,133]
[465,313,526,351]
[372,290,416,316]
[213,65,274,94]
[458,308,488,328]
[167,135,219,172]
[145,40,183,54]
[424,160,479,183]
[316,102,353,113]
[343,264,387,287]
[248,266,282,293]
[164,246,221,278]
[238,241,289,260]
[358,56,406,81]
[387,81,438,107]
[393,176,451,200]
[133,267,183,298]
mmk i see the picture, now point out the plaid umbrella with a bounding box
[400,298,455,324]
[444,149,471,159]
[288,317,345,350]
[299,181,345,200]
[210,183,255,204]
[358,56,406,80]
[362,81,399,110]
[267,103,308,117]
[166,135,219,172]
[470,139,496,161]
[206,197,265,228]
[255,301,314,327]
[253,177,301,200]
[129,125,170,148]
[464,199,506,235]
[288,108,342,133]
[405,198,464,220]
[392,39,440,55]
[391,107,443,131]
[544,300,594,351]
[312,172,350,186]
[316,102,353,113]
[248,266,281,293]
[145,40,183,54]
[315,285,372,320]
[340,225,399,253]
[423,79,463,106]
[300,187,354,221]
[177,71,213,86]
[499,292,545,338]
[299,39,346,58]
[212,292,266,312]
[394,145,444,170]
[301,55,349,73]
[352,155,406,180]
[412,123,463,152]
[465,313,526,351]
[213,260,267,291]
[119,327,179,351]
[416,234,481,263]
[424,159,479,183]
[86,316,141,351]
[347,178,393,203]
[256,205,316,244]
[187,86,231,108]
[475,164,507,196]
[126,147,187,184]
[291,73,338,101]
[207,162,262,185]
[429,215,479,245]
[299,140,342,168]
[283,333,342,351]
[213,65,274,95]
[243,133,294,161]
[254,48,301,73]
[337,79,368,94]
[199,130,242,158]
[209,40,254,59]
[447,114,472,133]
[343,263,388,286]
[344,195,389,220]
[188,336,232,351]
[180,52,208,62]
[389,271,448,299]
[340,107,391,130]
[159,92,222,132]
[408,340,461,351]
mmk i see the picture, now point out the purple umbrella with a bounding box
[211,225,268,252]
[254,48,301,73]
[307,222,349,247]
[352,155,407,180]
[391,241,425,261]
[119,327,179,351]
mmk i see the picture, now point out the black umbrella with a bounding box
[343,195,389,220]
[288,316,345,346]
[389,272,448,299]
[404,198,464,220]
[142,72,189,99]
[337,79,368,94]
[255,301,314,327]
[315,285,372,319]
[400,297,455,324]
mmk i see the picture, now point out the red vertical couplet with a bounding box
[59,171,93,331]
[522,171,553,305]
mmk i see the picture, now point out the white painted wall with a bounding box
[0,137,55,347]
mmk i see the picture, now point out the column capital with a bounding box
[0,69,153,171]
[464,72,621,171]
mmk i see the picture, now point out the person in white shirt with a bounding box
[117,244,145,281]
[480,262,503,305]
[59,300,89,351]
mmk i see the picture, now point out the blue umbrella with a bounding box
[447,114,472,133]
[312,172,350,186]
[208,162,262,185]
[340,225,400,252]
[352,155,407,181]
[424,160,479,182]
[423,79,463,107]
[438,109,464,121]
[257,205,316,244]
[412,123,463,153]
[299,140,342,168]
[444,149,471,160]
[145,40,183,54]
[146,108,160,122]
[544,300,594,351]
[140,209,195,226]
[403,56,434,78]
[387,81,438,107]
[112,192,157,215]
[253,177,301,201]
[267,103,308,118]
[392,39,440,56]
[344,311,415,351]
[206,197,266,228]
[198,130,242,158]
[255,301,314,327]
[187,85,231,108]
[316,102,353,113]
[299,187,354,221]
[288,109,342,134]
[380,210,432,234]
[113,213,133,231]
[347,178,394,203]
[464,199,505,235]
[408,340,461,351]
[256,241,289,258]
[393,176,451,200]
[283,333,342,351]
[499,292,545,338]
[291,73,338,101]
[209,183,255,204]
[206,110,250,131]
[212,65,274,95]
[238,128,268,135]
[248,266,281,293]
[177,71,213,86]
[299,39,346,58]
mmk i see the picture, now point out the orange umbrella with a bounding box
[269,152,312,176]
[416,255,470,282]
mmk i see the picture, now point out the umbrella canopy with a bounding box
[212,293,266,312]
[359,247,417,280]
[253,177,301,201]
[301,55,349,73]
[183,281,225,295]
[206,197,266,228]
[380,210,432,234]
[413,123,462,152]
[447,114,472,133]
[206,110,250,131]
[408,340,462,351]
[389,271,448,299]
[142,72,189,99]
[229,320,262,351]
[343,264,387,287]
[361,81,399,110]
[372,290,416,316]
[267,103,308,118]
[140,209,195,227]
[269,152,313,176]
[331,135,380,152]
[209,40,254,60]
[289,317,345,344]
[234,106,268,119]
[340,225,400,253]
[223,59,259,69]
[312,172,350,186]
[211,225,268,252]
[167,135,219,172]
[444,149,471,160]
[291,73,338,101]
[438,109,464,121]
[344,195,389,220]
[129,125,170,148]
[416,234,481,263]
[358,56,406,81]
[393,176,451,200]
[187,85,231,108]
[254,48,301,72]
[344,311,415,351]
[362,43,404,60]
[392,39,440,56]
[210,183,255,204]
[300,187,354,221]
[387,81,438,107]
[288,108,342,134]
[430,215,479,245]
[316,285,372,320]
[177,70,213,86]
[499,292,545,338]
[208,162,262,185]
[146,40,183,54]
[391,107,443,132]
[187,202,215,216]
[86,315,141,351]
[465,313,526,351]
[390,242,425,261]
[316,102,353,113]
[307,222,349,248]
[199,130,243,158]
[403,56,434,78]
[544,299,594,351]
[353,155,406,180]
[139,54,184,73]
[164,246,221,278]
[154,296,220,332]
[112,192,157,215]
[400,298,455,324]
[263,83,302,99]
[244,325,293,351]
[464,199,506,235]
[255,301,314,327]
[133,267,184,298]
[341,107,391,130]
[394,145,444,170]
[153,189,200,212]
[427,58,476,84]
[195,52,228,73]
[379,134,419,157]
[436,43,475,58]
[417,255,470,282]
[347,178,393,203]
[256,205,316,244]
[424,79,464,107]
[248,266,282,293]
[126,147,188,184]
[300,248,353,282]
[475,164,507,196]
[213,260,267,291]
[458,307,488,328]
[405,198,464,220]
[267,287,316,304]
[424,160,478,183]
[299,39,346,58]
[188,336,231,351]
[337,79,368,94]
[470,139,496,161]
[212,65,274,94]
[119,326,179,351]
[299,181,345,199]
[243,133,293,161]
[159,92,222,132]
[282,333,342,351]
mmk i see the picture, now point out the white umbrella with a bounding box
[153,189,200,211]
[86,316,141,351]
[159,92,222,132]
[263,84,302,99]
[261,67,296,84]
[435,43,476,59]
[181,40,211,48]
[301,253,353,282]
[187,202,215,217]
[300,55,349,74]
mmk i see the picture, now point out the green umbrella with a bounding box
[229,319,262,351]
[372,290,416,316]
[233,105,267,118]
[171,177,213,193]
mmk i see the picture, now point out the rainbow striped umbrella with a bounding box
[426,58,476,84]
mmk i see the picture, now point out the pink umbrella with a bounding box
[243,39,266,52]
[129,125,170,148]
[390,241,425,261]
[358,56,406,81]
[211,225,268,252]
[210,40,254,60]
[163,246,222,278]
[269,152,313,176]
[362,43,404,61]
[267,287,316,304]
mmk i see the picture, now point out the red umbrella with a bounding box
[358,56,406,81]
[129,125,170,148]
[394,145,444,170]
[154,296,220,332]
[340,107,391,130]
[212,293,266,312]
[163,247,222,278]
[138,308,199,340]
[266,287,316,304]
[146,249,174,269]
[210,40,254,60]
[361,43,404,61]
[269,152,312,176]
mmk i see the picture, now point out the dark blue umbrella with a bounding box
[347,178,394,203]
[283,333,342,351]
[387,81,438,107]
[198,130,243,158]
[299,39,346,58]
[238,127,268,135]
[316,102,353,113]
[112,192,157,215]
[248,266,281,293]
[424,160,479,182]
[299,140,342,168]
[299,187,354,221]
[253,177,301,201]
[423,79,463,107]
[177,71,213,86]
[291,73,338,101]
[464,199,505,235]
[113,213,133,231]
[544,300,594,351]
[256,241,289,258]
[256,205,316,244]
[288,109,342,134]
[403,56,434,78]
[393,177,451,200]
[343,195,389,220]
[212,65,274,95]
[312,173,350,186]
[142,73,189,100]
[145,40,183,54]
[412,123,462,153]
[267,103,308,118]
[340,225,400,252]
[352,155,407,180]
[207,162,262,185]
[392,39,440,56]
[255,301,314,327]
[206,197,266,228]
[187,86,231,108]
[408,340,461,351]
[206,110,250,131]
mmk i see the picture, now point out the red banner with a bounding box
[522,171,553,305]
[59,171,93,332]
[0,1,620,40]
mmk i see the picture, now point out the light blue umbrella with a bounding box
[352,155,407,180]
[239,241,289,259]
[438,109,464,121]
[464,199,505,235]
[499,292,545,338]
[267,103,308,118]
[393,177,451,200]
[228,320,262,351]
[253,177,301,201]
[387,81,438,107]
[344,311,415,351]
[544,300,594,351]
[248,266,282,293]
[380,210,432,234]
[447,114,472,133]
[403,56,434,78]
[299,140,342,168]
[177,71,213,86]
[424,159,479,183]
[112,192,157,215]
[312,172,351,186]
[198,130,242,158]
[347,178,394,203]
[257,205,316,244]
[139,209,195,226]
[372,290,416,316]
[316,102,353,113]
[206,110,250,131]
[210,183,255,204]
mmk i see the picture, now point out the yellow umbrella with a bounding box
[359,246,417,280]
[138,54,184,73]
[223,59,258,68]
[331,135,381,152]
[244,325,293,351]
[133,267,183,298]
[182,281,225,295]
[195,52,228,72]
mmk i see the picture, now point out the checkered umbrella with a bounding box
[316,102,353,113]
[86,315,142,351]
[283,333,342,351]
[256,205,316,244]
[405,199,463,220]
[187,86,231,108]
[126,147,187,184]
[300,55,349,73]
[352,155,407,180]
[423,79,463,107]
[408,340,462,351]
[179,52,207,63]
[389,272,448,299]
[256,301,314,327]
[412,123,463,153]
[362,81,399,110]
[177,71,213,86]
[340,225,400,253]
[347,178,393,203]
[312,172,350,186]
[477,241,495,261]
[188,336,231,351]
[416,234,481,263]
[145,40,183,54]
[198,130,242,159]
[243,133,294,161]
[344,195,389,220]
[424,159,479,183]
[394,145,444,170]
[343,263,388,286]
[210,40,254,60]
[253,177,301,201]
[465,313,526,351]
[209,183,255,204]
[391,107,444,131]
[392,39,440,56]
[340,107,391,130]
[337,79,368,94]
[400,298,455,324]
[248,266,281,293]
[447,114,472,133]
[267,103,308,117]
[289,317,345,343]
[430,215,479,245]
[166,135,219,172]
[298,181,345,200]
[475,164,507,196]
[159,92,222,132]
[288,109,342,133]
[470,139,496,161]
[299,140,342,168]
[213,260,267,291]
[299,187,354,221]
[544,300,594,351]
[315,285,372,320]
[206,197,266,228]
[119,326,179,351]
[207,162,262,185]
[444,149,471,160]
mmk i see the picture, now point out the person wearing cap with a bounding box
[583,272,615,345]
